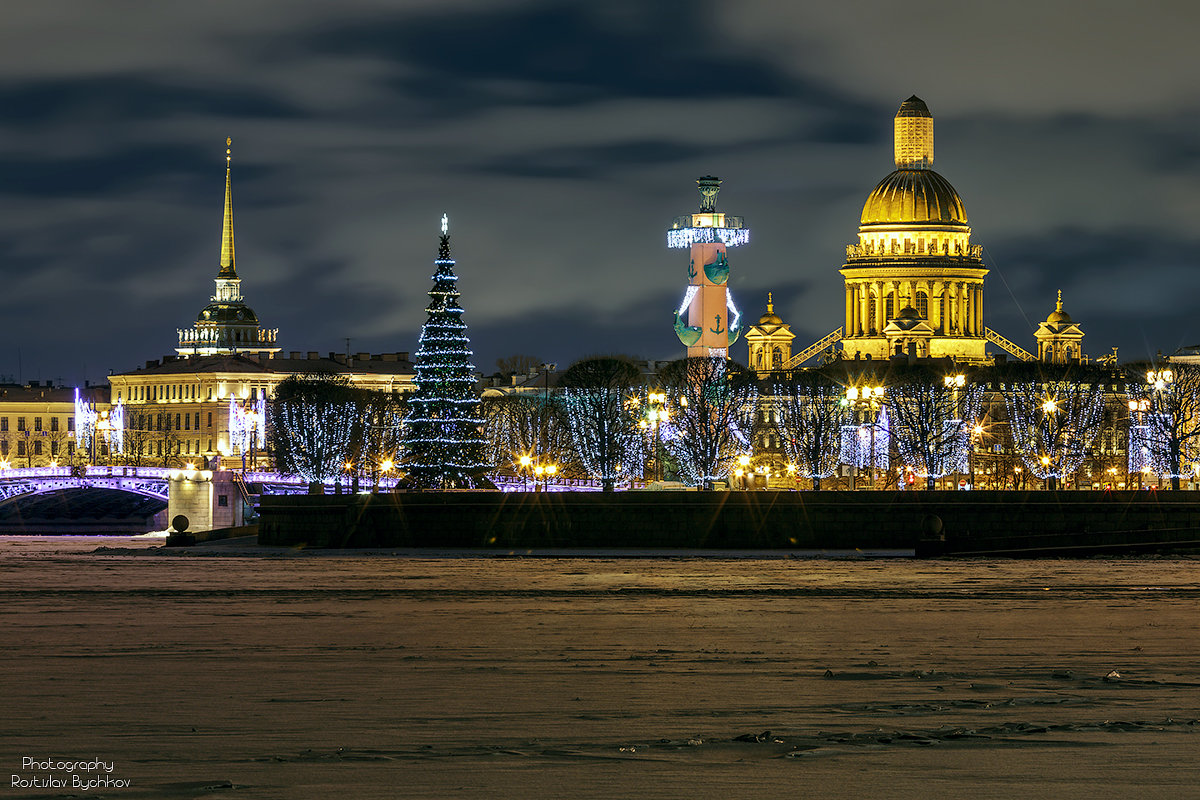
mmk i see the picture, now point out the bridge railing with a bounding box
[0,466,73,479]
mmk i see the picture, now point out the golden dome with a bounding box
[1046,290,1073,324]
[860,169,967,226]
[757,292,782,326]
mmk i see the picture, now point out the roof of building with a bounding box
[860,169,968,226]
[896,95,932,118]
[0,382,108,404]
[1045,290,1073,325]
[114,352,414,378]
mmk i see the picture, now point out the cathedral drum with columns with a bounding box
[840,96,989,363]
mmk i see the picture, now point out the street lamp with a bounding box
[646,392,669,482]
[380,457,394,491]
[544,463,557,491]
[737,454,751,489]
[519,454,532,491]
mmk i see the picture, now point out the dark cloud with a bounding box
[0,0,1197,385]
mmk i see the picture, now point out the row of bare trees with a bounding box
[483,356,1200,491]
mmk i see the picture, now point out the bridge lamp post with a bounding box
[737,454,751,489]
[379,458,394,492]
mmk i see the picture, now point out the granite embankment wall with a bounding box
[258,491,1200,554]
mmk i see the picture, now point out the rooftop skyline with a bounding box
[2,0,1198,385]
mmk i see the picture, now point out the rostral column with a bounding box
[668,176,748,358]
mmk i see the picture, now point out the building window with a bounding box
[885,293,895,321]
[207,412,212,428]
[18,442,26,456]
[68,442,75,456]
[0,418,7,432]
[916,291,929,318]
[34,441,42,455]
[1,441,7,455]
[17,418,25,432]
[176,413,181,430]
[50,441,58,456]
[195,413,200,430]
[34,417,42,432]
[184,414,190,430]
[772,347,783,369]
[51,417,59,432]
[217,494,229,507]
[68,417,74,432]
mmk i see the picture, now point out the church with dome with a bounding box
[748,96,1083,368]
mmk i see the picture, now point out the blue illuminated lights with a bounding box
[667,228,751,249]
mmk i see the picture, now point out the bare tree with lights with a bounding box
[1000,362,1108,490]
[482,393,577,479]
[559,356,644,491]
[771,370,848,491]
[268,374,357,485]
[1126,362,1200,490]
[886,366,983,490]
[658,356,758,488]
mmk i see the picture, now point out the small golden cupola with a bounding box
[745,292,794,376]
[1034,290,1085,363]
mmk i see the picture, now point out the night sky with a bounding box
[2,0,1198,386]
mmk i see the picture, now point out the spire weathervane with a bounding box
[441,213,448,235]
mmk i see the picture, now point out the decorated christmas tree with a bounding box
[402,215,489,488]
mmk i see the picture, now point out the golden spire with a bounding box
[1056,289,1063,312]
[767,291,774,314]
[219,137,236,278]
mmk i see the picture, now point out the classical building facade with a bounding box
[109,351,414,467]
[839,96,990,363]
[744,294,795,378]
[0,382,108,467]
[1034,291,1085,364]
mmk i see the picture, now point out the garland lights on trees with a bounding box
[1002,365,1106,489]
[771,371,846,490]
[886,369,983,490]
[659,356,757,487]
[401,215,489,489]
[1126,364,1200,490]
[559,357,644,491]
[482,393,577,478]
[268,375,357,484]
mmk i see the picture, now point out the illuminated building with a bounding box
[108,351,414,467]
[839,96,991,362]
[744,293,794,377]
[668,176,747,358]
[176,139,279,358]
[0,382,107,467]
[1034,290,1085,363]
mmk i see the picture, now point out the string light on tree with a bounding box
[402,215,489,488]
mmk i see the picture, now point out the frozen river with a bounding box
[2,536,1198,799]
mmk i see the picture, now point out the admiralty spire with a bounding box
[177,138,280,358]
